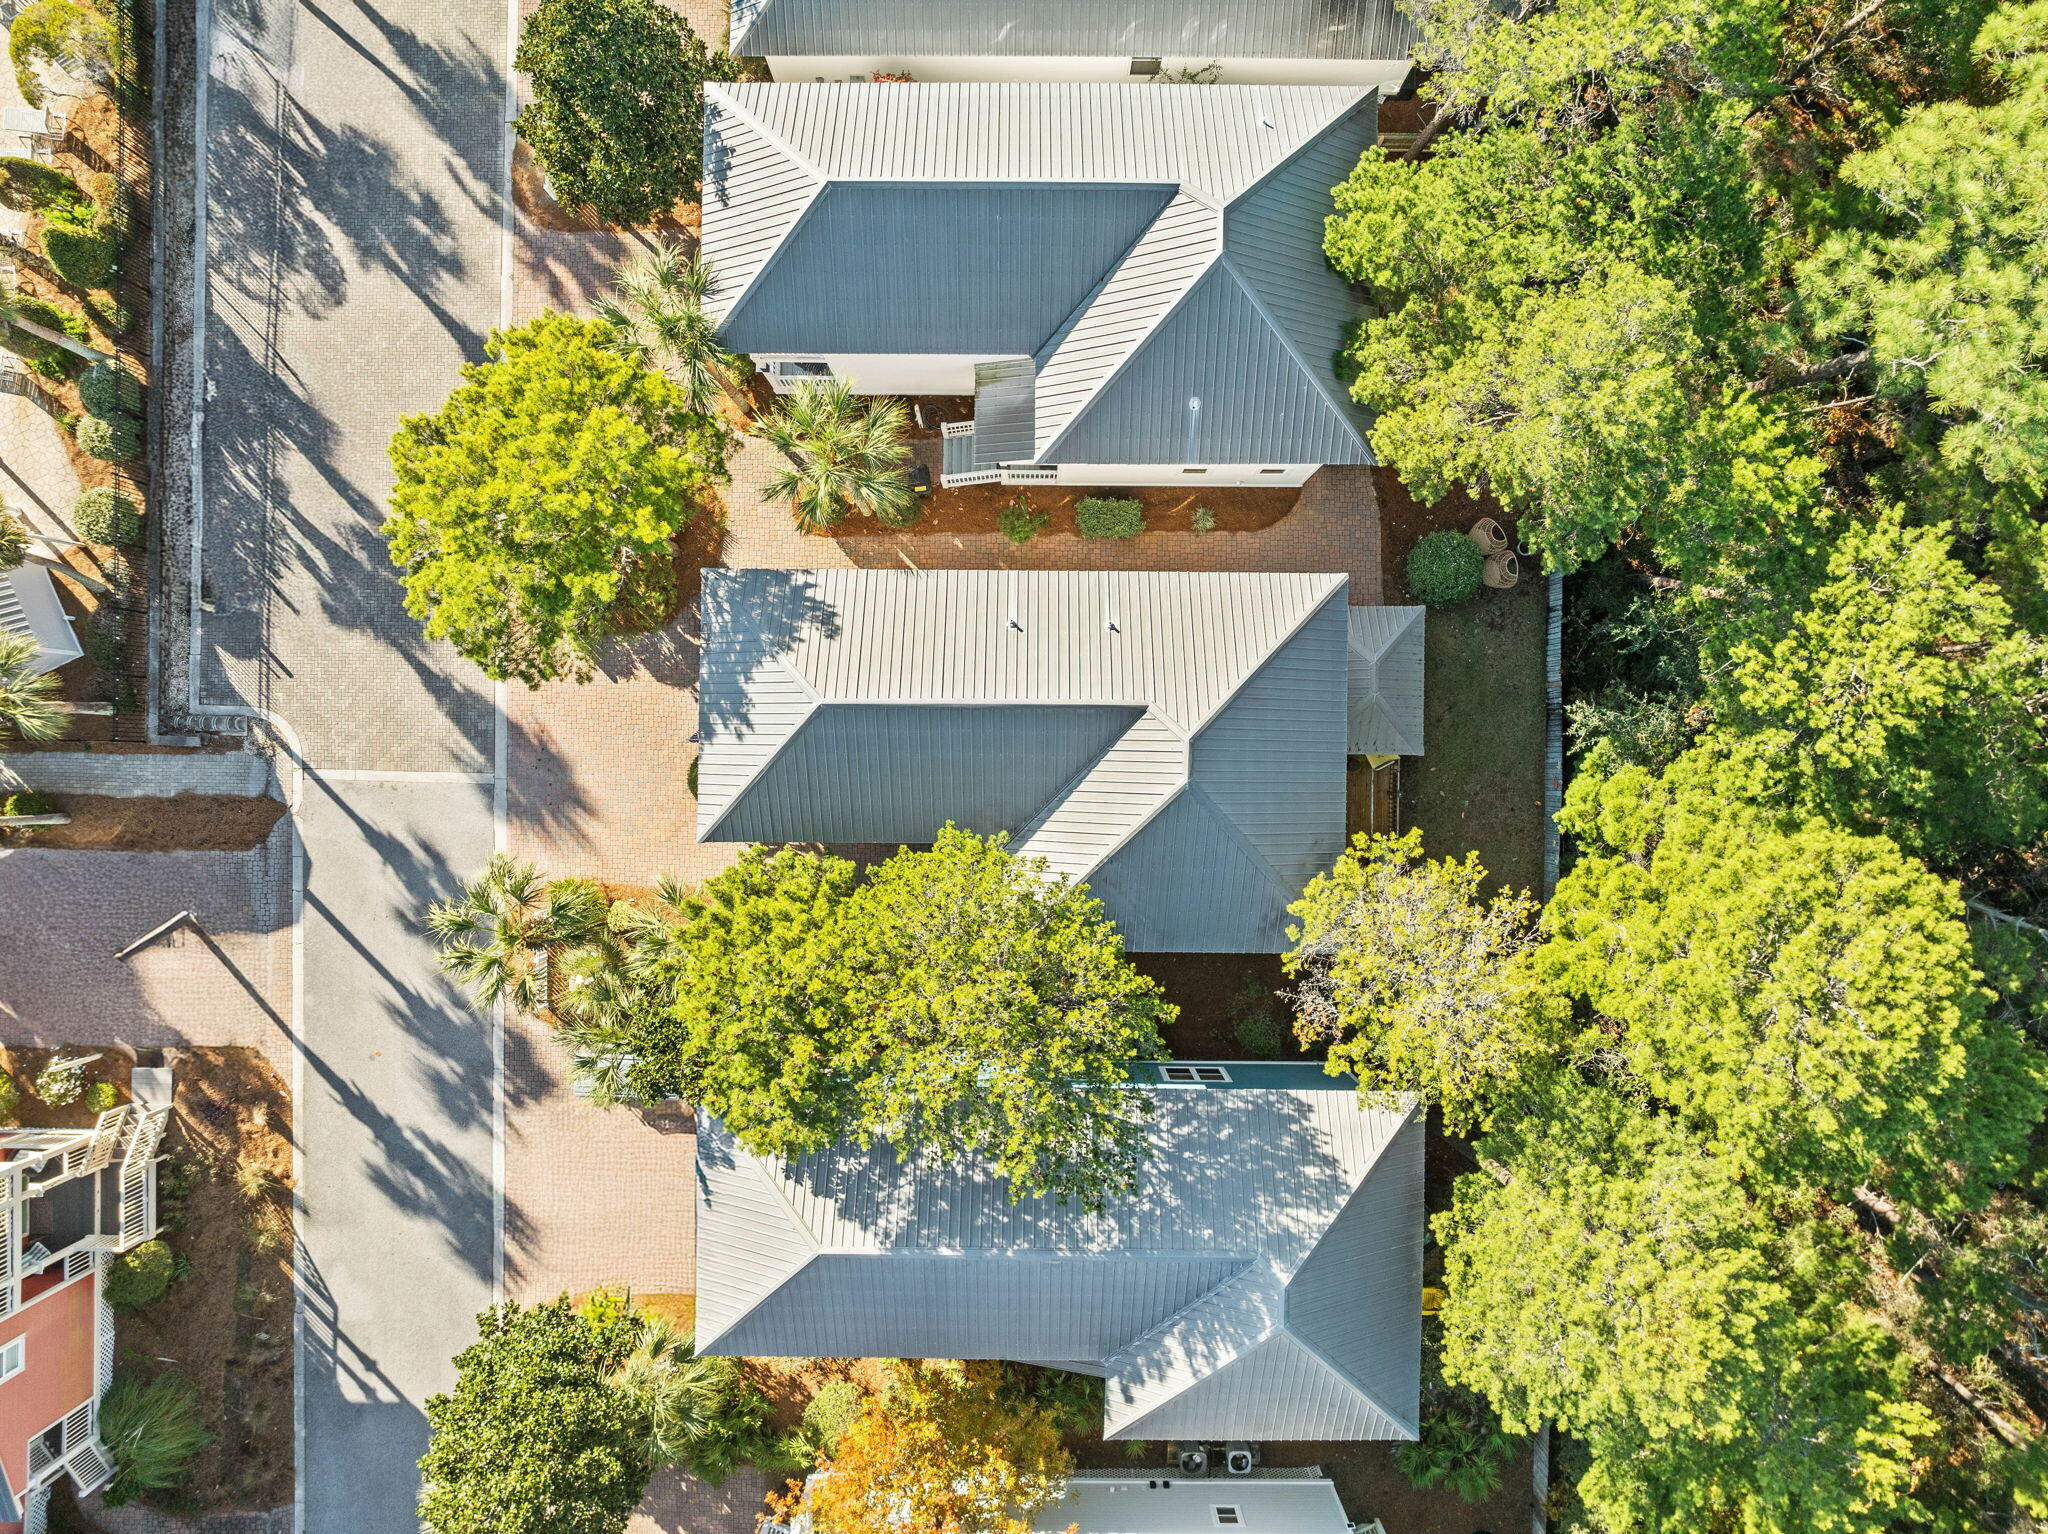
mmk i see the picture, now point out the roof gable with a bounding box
[703,702,1142,844]
[720,182,1174,356]
[1042,262,1369,465]
[1347,606,1425,755]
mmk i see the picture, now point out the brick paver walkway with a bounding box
[0,826,294,1074]
[0,747,274,797]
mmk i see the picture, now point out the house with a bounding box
[768,1469,1364,1534]
[701,82,1378,488]
[729,0,1418,93]
[695,569,1358,953]
[0,568,83,675]
[1029,1471,1362,1533]
[695,1061,1423,1442]
[0,1091,171,1532]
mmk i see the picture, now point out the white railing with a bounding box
[117,1165,149,1250]
[64,1248,92,1280]
[65,1440,113,1496]
[22,1487,46,1534]
[81,1108,127,1175]
[94,1275,114,1393]
[28,1429,54,1479]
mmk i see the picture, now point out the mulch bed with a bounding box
[0,1046,132,1126]
[112,1048,295,1514]
[827,481,1301,540]
[511,140,701,237]
[1135,953,1297,1061]
[1374,467,1517,606]
[3,792,284,851]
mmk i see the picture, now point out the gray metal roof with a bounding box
[1029,1475,1354,1534]
[695,1065,1424,1442]
[1348,606,1425,755]
[701,84,1377,467]
[729,0,1420,62]
[694,570,1350,953]
[720,182,1175,356]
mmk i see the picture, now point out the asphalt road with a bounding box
[194,0,510,1521]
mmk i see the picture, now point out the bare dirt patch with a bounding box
[4,793,284,851]
[114,1048,295,1514]
[1133,953,1296,1061]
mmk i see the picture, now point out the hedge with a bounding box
[73,486,140,545]
[77,410,140,462]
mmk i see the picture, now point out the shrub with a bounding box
[1233,1011,1287,1057]
[33,1054,92,1105]
[1192,506,1217,532]
[1406,529,1485,606]
[99,1372,212,1505]
[1395,1404,1514,1503]
[83,1079,121,1112]
[0,513,26,571]
[73,486,140,545]
[0,155,91,217]
[999,495,1048,544]
[0,1075,19,1123]
[802,1380,864,1455]
[88,172,128,236]
[43,222,118,289]
[514,0,738,225]
[85,292,130,338]
[1,791,55,817]
[1075,496,1144,539]
[77,410,140,461]
[105,1239,175,1311]
[78,361,139,418]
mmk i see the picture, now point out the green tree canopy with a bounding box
[1325,105,1817,573]
[1283,830,1560,1131]
[1547,745,2044,1210]
[1796,2,2048,502]
[385,311,724,685]
[1700,509,2048,861]
[513,0,735,226]
[1440,1086,1935,1534]
[625,829,1172,1207]
[419,1298,650,1534]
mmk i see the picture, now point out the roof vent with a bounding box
[1254,89,1275,128]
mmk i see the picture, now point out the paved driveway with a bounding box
[195,0,509,1521]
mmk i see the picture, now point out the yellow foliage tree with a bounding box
[770,1362,1075,1534]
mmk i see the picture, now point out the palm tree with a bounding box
[757,380,919,533]
[0,634,65,744]
[594,242,726,416]
[0,286,113,367]
[424,856,608,1012]
[608,1312,732,1469]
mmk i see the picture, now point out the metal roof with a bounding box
[729,0,1420,62]
[694,570,1350,953]
[701,84,1377,467]
[695,1066,1424,1442]
[1348,606,1425,755]
[720,182,1175,356]
[0,567,83,676]
[1029,1475,1354,1534]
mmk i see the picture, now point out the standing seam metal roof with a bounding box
[694,570,1349,953]
[729,0,1421,62]
[700,84,1377,467]
[694,1069,1424,1442]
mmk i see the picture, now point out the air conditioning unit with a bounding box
[1223,1443,1258,1476]
[1174,1443,1209,1477]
